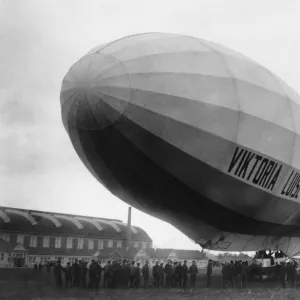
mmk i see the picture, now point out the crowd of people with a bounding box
[33,256,300,291]
[221,260,249,289]
[36,258,205,291]
[221,259,299,290]
[274,261,298,288]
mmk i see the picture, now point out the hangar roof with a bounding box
[0,206,152,242]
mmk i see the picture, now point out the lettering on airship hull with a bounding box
[281,170,300,199]
[227,146,282,192]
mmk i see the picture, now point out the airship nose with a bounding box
[60,53,131,131]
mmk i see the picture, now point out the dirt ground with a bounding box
[0,268,299,300]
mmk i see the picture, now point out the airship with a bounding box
[60,33,300,256]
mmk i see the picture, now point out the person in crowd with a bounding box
[241,261,247,289]
[164,260,173,288]
[275,262,280,278]
[280,262,287,288]
[135,262,141,288]
[142,261,149,290]
[175,261,184,288]
[235,261,243,289]
[103,261,111,288]
[64,262,72,289]
[258,263,263,281]
[95,261,102,291]
[286,261,296,288]
[234,260,238,269]
[54,260,63,288]
[159,263,165,287]
[34,262,38,274]
[117,260,123,288]
[88,260,97,290]
[206,259,213,288]
[152,262,160,287]
[80,261,88,288]
[222,262,229,289]
[228,261,236,290]
[182,260,189,288]
[292,260,297,288]
[38,262,43,273]
[120,259,129,289]
[111,260,120,289]
[129,261,137,288]
[106,260,114,289]
[172,262,177,287]
[126,261,131,287]
[189,261,198,290]
[270,255,275,266]
[46,262,51,274]
[72,259,81,288]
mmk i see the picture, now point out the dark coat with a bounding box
[142,265,149,279]
[189,265,198,275]
[153,265,160,276]
[164,264,173,275]
[54,265,63,279]
[175,265,184,276]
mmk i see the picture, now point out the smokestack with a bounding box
[126,207,132,250]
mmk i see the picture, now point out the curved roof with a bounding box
[0,206,152,242]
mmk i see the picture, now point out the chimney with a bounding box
[126,207,132,250]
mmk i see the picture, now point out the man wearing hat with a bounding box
[159,263,165,287]
[64,262,72,289]
[72,258,81,288]
[142,261,149,290]
[54,260,63,288]
[89,259,97,290]
[182,260,189,288]
[152,262,160,287]
[164,260,173,288]
[207,259,213,288]
[189,261,198,290]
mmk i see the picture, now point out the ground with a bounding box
[0,269,299,300]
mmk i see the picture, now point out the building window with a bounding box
[98,240,104,250]
[67,237,73,249]
[43,236,50,248]
[55,237,61,248]
[29,256,36,264]
[0,233,10,242]
[117,240,122,248]
[134,242,139,248]
[16,235,24,244]
[0,253,4,261]
[30,236,37,248]
[108,240,113,248]
[78,238,84,249]
[142,242,147,249]
[73,239,78,249]
[88,239,94,250]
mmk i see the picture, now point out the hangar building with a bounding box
[0,206,152,267]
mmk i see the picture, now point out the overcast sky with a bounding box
[1,0,300,250]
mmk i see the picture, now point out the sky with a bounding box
[1,0,300,250]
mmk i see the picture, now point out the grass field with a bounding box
[0,268,299,300]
